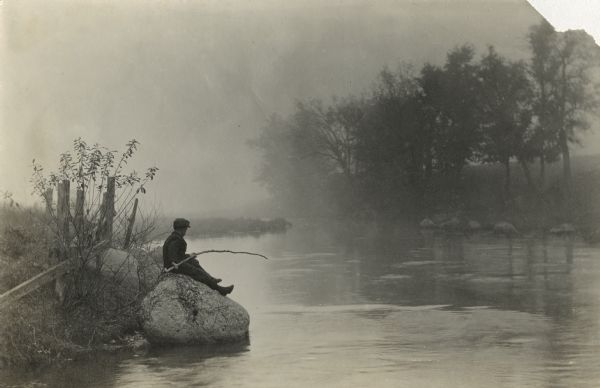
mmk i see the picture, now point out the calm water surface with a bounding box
[4,223,600,387]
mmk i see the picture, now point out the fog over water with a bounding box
[4,3,600,386]
[0,0,552,216]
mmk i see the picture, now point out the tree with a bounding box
[293,97,364,183]
[415,47,484,208]
[527,20,561,187]
[553,30,599,195]
[417,63,445,183]
[478,46,534,203]
[528,21,600,196]
[437,45,483,177]
[354,66,423,217]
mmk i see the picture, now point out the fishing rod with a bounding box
[164,249,269,273]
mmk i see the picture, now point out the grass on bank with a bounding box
[0,206,159,368]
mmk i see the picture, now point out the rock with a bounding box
[140,274,249,345]
[96,248,140,287]
[549,223,576,235]
[419,218,436,229]
[493,221,519,236]
[89,248,161,293]
[100,332,151,352]
[467,220,481,231]
[585,229,600,243]
[440,217,462,231]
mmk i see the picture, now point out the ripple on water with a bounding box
[375,274,412,281]
[392,260,439,268]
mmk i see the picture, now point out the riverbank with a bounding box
[157,217,292,238]
[0,206,160,369]
[444,157,600,241]
[0,207,290,369]
[328,156,600,242]
[0,286,148,368]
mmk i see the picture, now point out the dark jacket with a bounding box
[162,231,190,269]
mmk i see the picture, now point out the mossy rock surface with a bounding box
[140,274,249,345]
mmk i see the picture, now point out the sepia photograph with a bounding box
[1,0,600,386]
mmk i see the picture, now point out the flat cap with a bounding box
[173,218,191,229]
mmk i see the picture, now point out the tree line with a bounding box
[252,21,600,223]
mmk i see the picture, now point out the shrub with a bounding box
[0,138,160,367]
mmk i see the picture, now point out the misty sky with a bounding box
[0,0,571,216]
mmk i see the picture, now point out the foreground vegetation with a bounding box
[0,206,152,367]
[1,139,160,368]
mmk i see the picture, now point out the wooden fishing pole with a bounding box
[164,249,269,272]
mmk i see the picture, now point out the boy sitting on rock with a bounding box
[163,218,234,296]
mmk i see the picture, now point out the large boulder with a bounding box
[139,274,249,345]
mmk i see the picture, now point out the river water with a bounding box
[4,222,600,387]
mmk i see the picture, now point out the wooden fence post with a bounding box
[96,192,107,241]
[74,189,84,237]
[55,180,70,304]
[104,177,115,242]
[123,197,138,249]
[44,188,59,259]
[93,191,108,273]
[44,188,53,215]
[56,180,71,252]
[56,183,64,227]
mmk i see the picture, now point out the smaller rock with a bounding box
[467,220,481,231]
[585,229,600,243]
[494,221,519,236]
[440,217,462,231]
[419,218,436,229]
[549,223,576,235]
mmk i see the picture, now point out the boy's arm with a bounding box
[165,239,183,268]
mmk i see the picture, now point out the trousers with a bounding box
[172,258,219,289]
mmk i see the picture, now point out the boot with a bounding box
[217,284,234,296]
[212,277,222,284]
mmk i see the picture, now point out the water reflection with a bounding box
[115,341,250,387]
[336,230,581,319]
[237,224,600,387]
